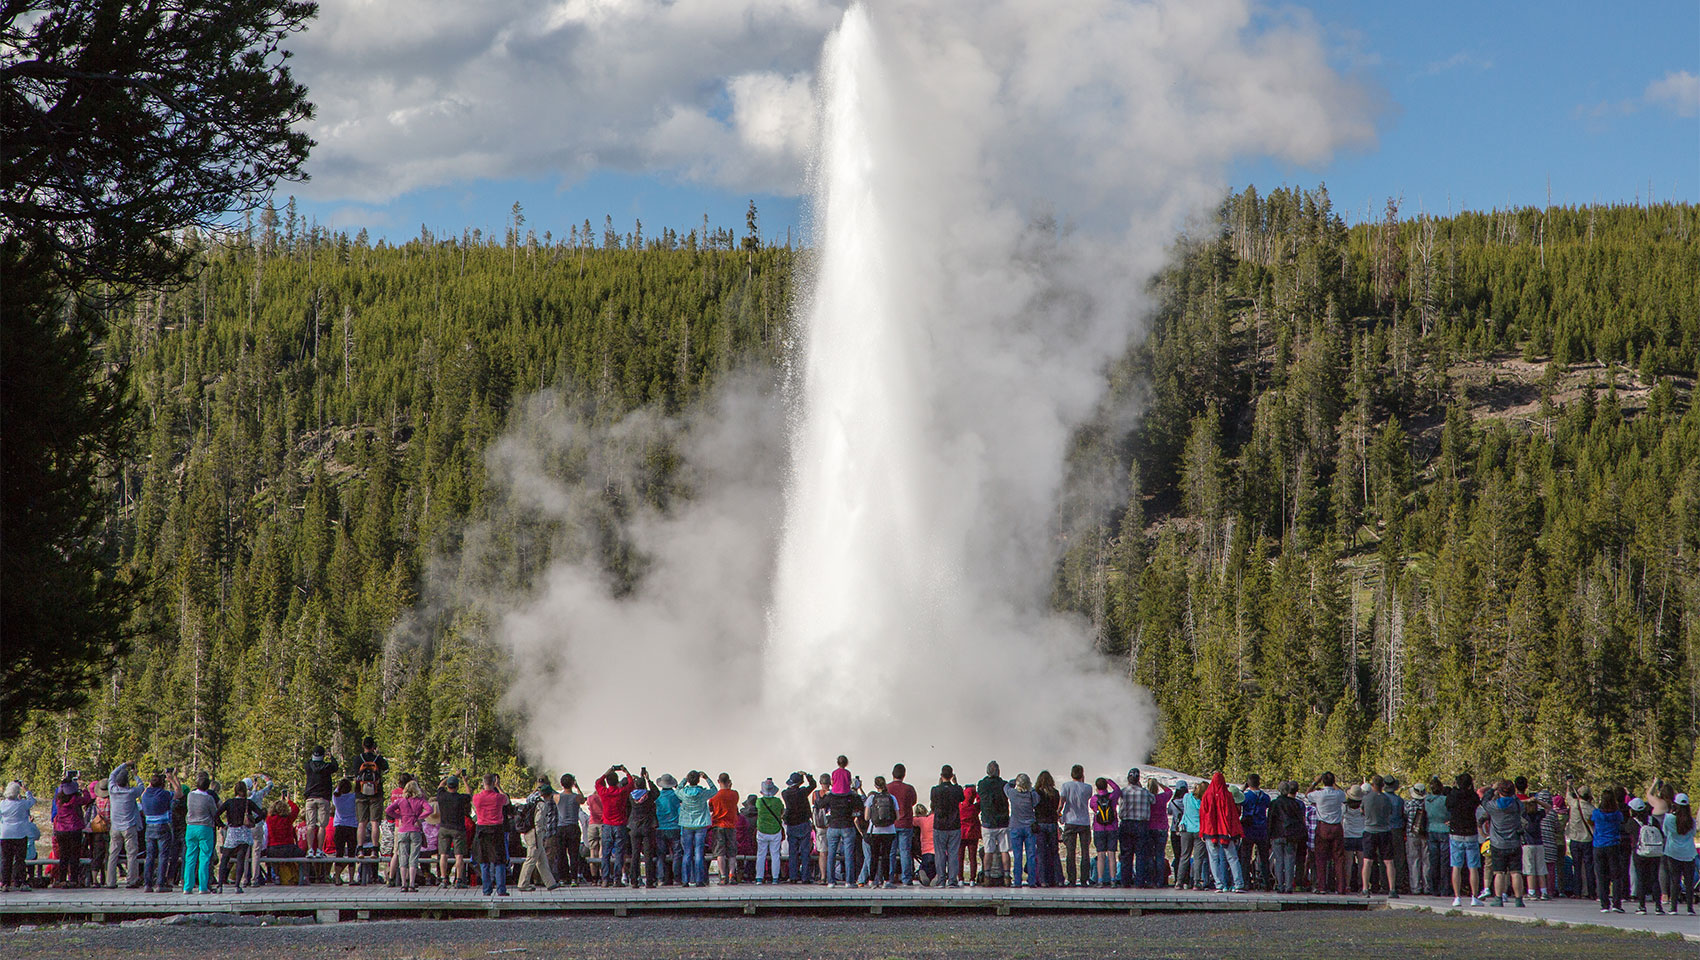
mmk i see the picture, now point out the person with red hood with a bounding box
[959,786,981,885]
[1198,772,1245,893]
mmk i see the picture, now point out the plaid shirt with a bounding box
[1404,795,1426,832]
[1118,784,1153,821]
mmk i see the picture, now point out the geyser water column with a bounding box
[766,3,1154,772]
[767,4,941,742]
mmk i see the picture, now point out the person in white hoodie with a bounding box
[1,781,37,892]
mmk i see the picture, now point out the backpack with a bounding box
[1635,817,1665,858]
[356,756,381,796]
[1093,796,1116,827]
[513,801,536,835]
[869,793,897,828]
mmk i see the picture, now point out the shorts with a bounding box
[1093,832,1116,853]
[438,826,468,858]
[355,795,385,824]
[1449,836,1482,869]
[713,827,737,858]
[1364,831,1395,861]
[1520,844,1545,875]
[983,827,1010,853]
[1489,845,1519,874]
[302,798,334,830]
[1343,836,1363,853]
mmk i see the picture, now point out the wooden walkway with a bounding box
[0,884,1375,924]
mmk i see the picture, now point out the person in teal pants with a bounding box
[182,774,219,894]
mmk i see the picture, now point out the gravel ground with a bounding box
[3,911,1692,959]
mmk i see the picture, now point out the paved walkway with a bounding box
[1383,892,1699,941]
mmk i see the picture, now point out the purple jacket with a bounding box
[52,782,94,832]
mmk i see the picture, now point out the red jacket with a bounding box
[596,777,632,826]
[1198,772,1243,842]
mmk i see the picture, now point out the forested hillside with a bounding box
[1060,189,1699,788]
[4,192,1696,792]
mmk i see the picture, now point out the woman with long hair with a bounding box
[1033,771,1062,888]
[1660,794,1695,915]
[864,776,897,888]
[1198,772,1245,893]
[1592,787,1627,912]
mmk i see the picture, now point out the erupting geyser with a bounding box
[765,3,1154,773]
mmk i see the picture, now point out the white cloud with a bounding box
[1645,69,1700,117]
[291,0,1377,211]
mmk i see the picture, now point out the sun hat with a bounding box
[657,773,677,789]
[1410,783,1427,796]
[1346,784,1364,801]
[761,778,779,797]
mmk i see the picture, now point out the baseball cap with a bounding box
[1676,793,1690,805]
[1627,797,1647,811]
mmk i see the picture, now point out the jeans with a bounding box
[1272,837,1299,892]
[627,827,656,886]
[1595,843,1625,909]
[600,824,628,883]
[1117,821,1144,886]
[1173,830,1198,887]
[1206,838,1244,891]
[826,827,855,884]
[1390,828,1407,891]
[891,826,913,884]
[1240,835,1270,890]
[1010,824,1036,886]
[1570,840,1596,899]
[144,826,172,888]
[681,827,708,885]
[786,823,813,882]
[868,833,894,885]
[935,828,962,885]
[107,827,142,886]
[182,824,215,893]
[1140,826,1165,885]
[1061,824,1090,885]
[656,829,682,884]
[1661,855,1696,909]
[1427,834,1451,895]
[1313,822,1345,893]
[756,832,783,881]
[1034,823,1060,886]
[1,838,26,888]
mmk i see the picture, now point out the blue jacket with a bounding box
[1240,789,1271,839]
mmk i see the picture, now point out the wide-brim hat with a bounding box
[1410,784,1427,796]
[1346,784,1364,801]
[93,780,109,797]
[761,779,779,797]
[657,774,678,789]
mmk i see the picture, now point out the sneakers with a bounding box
[1494,896,1505,907]
[1635,906,1647,915]
[1388,892,1400,900]
[1452,896,1462,907]
[1469,896,1485,907]
[1513,898,1524,908]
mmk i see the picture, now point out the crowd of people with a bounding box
[1,745,1694,918]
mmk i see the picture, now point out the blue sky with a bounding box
[287,0,1698,241]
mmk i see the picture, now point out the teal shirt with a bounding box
[1181,792,1202,832]
[1664,814,1697,862]
[655,789,681,831]
[676,784,713,830]
[1424,793,1450,835]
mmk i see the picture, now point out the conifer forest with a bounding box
[6,189,1697,792]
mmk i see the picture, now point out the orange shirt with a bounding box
[709,788,739,829]
[916,813,935,855]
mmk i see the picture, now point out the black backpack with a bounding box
[869,793,897,828]
[513,800,536,834]
[1093,797,1116,826]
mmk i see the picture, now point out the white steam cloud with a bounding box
[400,0,1375,784]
